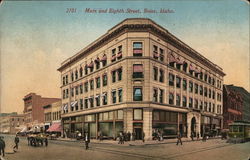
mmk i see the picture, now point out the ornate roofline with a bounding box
[58,19,225,76]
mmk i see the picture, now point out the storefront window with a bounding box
[117,110,123,120]
[133,109,143,120]
[153,111,160,121]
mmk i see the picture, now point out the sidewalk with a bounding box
[54,137,221,146]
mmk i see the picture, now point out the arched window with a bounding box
[75,70,78,80]
[79,67,83,77]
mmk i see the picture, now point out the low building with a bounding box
[43,100,62,133]
[0,112,25,134]
[223,85,250,129]
[23,93,60,130]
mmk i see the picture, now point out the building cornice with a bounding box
[58,19,225,76]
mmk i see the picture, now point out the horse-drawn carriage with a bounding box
[28,133,48,147]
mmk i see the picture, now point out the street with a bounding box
[0,134,249,160]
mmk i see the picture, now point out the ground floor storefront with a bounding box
[62,107,223,140]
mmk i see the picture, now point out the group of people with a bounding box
[27,135,48,147]
[0,135,20,159]
[117,131,145,144]
[152,129,164,141]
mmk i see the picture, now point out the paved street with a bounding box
[0,134,249,160]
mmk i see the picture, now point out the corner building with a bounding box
[58,18,225,140]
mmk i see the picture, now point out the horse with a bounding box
[0,138,5,157]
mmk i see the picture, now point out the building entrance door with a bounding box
[133,123,142,140]
[191,117,196,136]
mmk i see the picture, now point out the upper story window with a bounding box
[101,54,107,67]
[189,97,193,108]
[117,68,122,81]
[195,99,198,109]
[85,65,88,75]
[102,92,108,105]
[75,86,79,95]
[90,80,94,90]
[209,89,211,98]
[103,74,108,86]
[71,88,74,97]
[133,64,144,78]
[84,82,88,92]
[153,67,158,81]
[159,89,164,103]
[153,88,158,102]
[89,97,94,108]
[118,88,123,103]
[189,64,195,75]
[199,72,203,80]
[159,48,164,62]
[80,84,83,94]
[153,45,159,59]
[95,95,100,107]
[195,83,198,94]
[133,42,143,57]
[111,48,116,62]
[200,101,203,110]
[71,72,74,82]
[199,85,203,95]
[204,74,208,82]
[117,45,123,60]
[159,69,164,82]
[169,54,176,67]
[63,77,65,86]
[183,79,187,90]
[79,67,83,77]
[65,75,68,84]
[204,87,207,97]
[208,76,211,84]
[133,87,143,101]
[95,57,100,70]
[169,93,174,105]
[204,102,208,111]
[183,62,188,72]
[212,91,215,99]
[84,98,88,109]
[176,94,181,106]
[189,81,193,93]
[75,70,78,80]
[176,77,181,88]
[182,96,187,107]
[96,77,100,89]
[112,90,117,104]
[169,73,175,86]
[88,61,94,72]
[112,70,116,83]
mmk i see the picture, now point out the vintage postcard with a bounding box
[0,0,249,160]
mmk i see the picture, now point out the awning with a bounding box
[101,55,107,61]
[189,64,195,71]
[176,57,184,65]
[71,101,77,107]
[47,122,62,132]
[133,64,143,72]
[169,54,176,63]
[95,57,100,63]
[133,49,142,54]
[88,62,94,68]
[117,52,122,58]
[111,55,116,61]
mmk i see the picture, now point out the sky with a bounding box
[0,0,249,113]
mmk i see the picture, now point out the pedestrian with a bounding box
[27,135,30,146]
[176,132,182,145]
[142,132,145,143]
[202,133,206,142]
[197,132,200,141]
[132,132,136,141]
[127,131,131,141]
[190,132,194,141]
[44,138,48,147]
[100,131,103,141]
[84,132,90,150]
[0,136,5,157]
[13,135,20,152]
